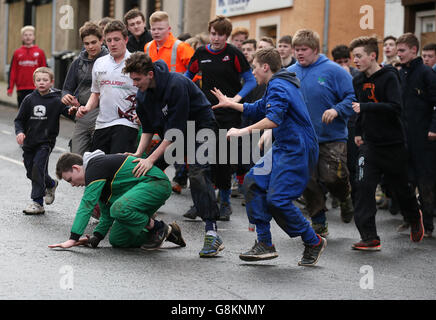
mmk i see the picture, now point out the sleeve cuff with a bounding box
[69,232,81,241]
[93,231,105,241]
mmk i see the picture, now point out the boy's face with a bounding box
[127,16,146,38]
[277,42,292,59]
[150,20,171,43]
[252,58,268,85]
[334,57,351,67]
[294,45,319,67]
[105,31,128,59]
[396,43,417,64]
[258,40,274,50]
[62,166,85,187]
[383,39,397,58]
[422,50,436,67]
[231,33,247,50]
[22,30,35,46]
[82,35,103,59]
[34,72,53,94]
[130,71,154,92]
[352,47,374,72]
[209,27,228,51]
[242,43,255,64]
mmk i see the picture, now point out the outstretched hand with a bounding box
[48,235,90,249]
[211,87,233,110]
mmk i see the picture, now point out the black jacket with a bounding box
[399,57,436,177]
[14,89,72,149]
[126,29,152,53]
[353,65,405,146]
[135,60,216,139]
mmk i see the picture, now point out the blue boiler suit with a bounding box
[242,69,320,246]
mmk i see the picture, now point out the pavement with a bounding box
[0,81,18,108]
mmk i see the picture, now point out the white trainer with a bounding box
[23,202,45,215]
[45,180,58,205]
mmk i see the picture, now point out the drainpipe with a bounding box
[50,0,57,69]
[178,0,185,36]
[4,2,9,80]
[322,0,330,55]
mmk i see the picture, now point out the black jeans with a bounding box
[23,144,55,201]
[354,144,420,241]
[17,90,34,108]
[91,125,138,154]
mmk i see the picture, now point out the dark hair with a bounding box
[104,19,129,38]
[56,153,83,179]
[208,16,232,38]
[79,21,103,41]
[331,45,351,60]
[178,33,192,41]
[242,38,257,50]
[123,51,154,75]
[254,48,282,73]
[396,33,420,52]
[278,35,292,45]
[349,36,379,60]
[260,36,275,47]
[383,35,397,43]
[423,43,436,53]
[124,8,145,26]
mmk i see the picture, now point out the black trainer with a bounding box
[298,236,327,267]
[239,241,279,261]
[166,221,186,247]
[218,202,232,221]
[183,205,197,220]
[141,222,172,250]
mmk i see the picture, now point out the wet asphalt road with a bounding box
[0,104,435,301]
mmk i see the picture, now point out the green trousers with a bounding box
[107,179,171,248]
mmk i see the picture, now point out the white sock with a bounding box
[206,230,217,237]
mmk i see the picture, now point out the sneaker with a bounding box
[44,180,58,205]
[141,222,172,250]
[23,202,45,215]
[340,195,354,223]
[183,205,197,220]
[352,239,381,251]
[239,241,279,261]
[218,202,232,221]
[396,221,410,232]
[312,222,329,237]
[199,234,225,257]
[298,236,327,266]
[171,181,186,194]
[410,210,424,242]
[166,221,186,247]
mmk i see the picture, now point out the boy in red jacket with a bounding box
[7,25,47,108]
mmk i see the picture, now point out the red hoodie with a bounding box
[8,45,47,94]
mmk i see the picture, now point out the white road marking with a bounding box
[1,130,12,135]
[0,155,24,167]
[54,146,68,152]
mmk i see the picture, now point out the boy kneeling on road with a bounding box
[49,151,185,250]
[211,48,327,266]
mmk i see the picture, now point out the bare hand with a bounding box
[76,106,89,118]
[352,102,360,114]
[16,133,25,145]
[68,106,78,116]
[132,158,153,177]
[7,92,12,97]
[211,87,233,110]
[226,127,249,139]
[429,131,436,141]
[258,129,273,151]
[48,239,80,249]
[62,94,80,107]
[355,136,364,147]
[322,109,338,124]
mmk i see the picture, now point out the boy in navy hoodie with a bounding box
[212,48,326,267]
[349,36,424,250]
[15,67,74,215]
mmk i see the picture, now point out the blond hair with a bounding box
[33,67,54,81]
[21,25,35,36]
[292,29,320,53]
[150,11,169,24]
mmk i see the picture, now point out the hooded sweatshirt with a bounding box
[287,54,356,143]
[353,65,405,146]
[136,60,216,139]
[8,45,47,94]
[14,89,72,149]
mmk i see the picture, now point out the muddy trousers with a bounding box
[244,147,319,246]
[107,179,172,248]
[354,144,421,241]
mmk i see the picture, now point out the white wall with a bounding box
[384,0,404,38]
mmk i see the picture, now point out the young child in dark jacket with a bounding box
[349,36,424,250]
[14,67,74,215]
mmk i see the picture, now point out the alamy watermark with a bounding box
[59,5,74,30]
[59,265,74,290]
[359,265,374,290]
[360,5,374,30]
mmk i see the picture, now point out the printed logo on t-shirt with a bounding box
[222,55,230,62]
[318,76,326,86]
[34,52,40,57]
[200,59,212,64]
[30,105,47,120]
[162,105,168,117]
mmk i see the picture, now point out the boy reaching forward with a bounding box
[14,67,73,214]
[211,48,326,266]
[349,36,424,250]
